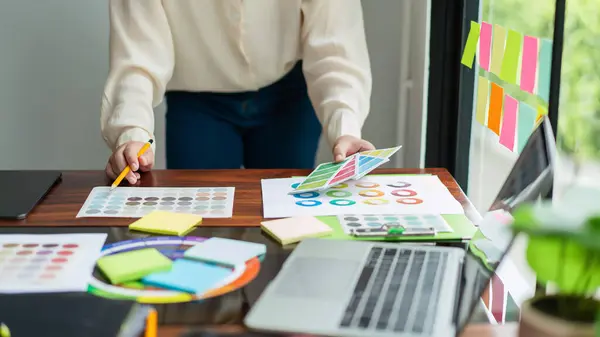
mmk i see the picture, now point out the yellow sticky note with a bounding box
[128,211,202,236]
[461,21,481,68]
[261,216,333,245]
[536,105,548,124]
[490,24,506,75]
[475,76,490,125]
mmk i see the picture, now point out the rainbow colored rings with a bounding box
[362,198,390,205]
[330,183,349,189]
[359,190,385,197]
[396,198,423,205]
[387,182,412,188]
[326,190,352,198]
[295,200,322,207]
[355,182,380,188]
[391,189,417,197]
[329,199,356,206]
[293,191,320,199]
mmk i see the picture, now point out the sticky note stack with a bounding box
[128,211,202,236]
[142,259,232,294]
[184,237,267,267]
[96,248,173,284]
[260,216,333,245]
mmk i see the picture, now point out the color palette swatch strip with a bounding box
[0,234,107,293]
[337,214,453,235]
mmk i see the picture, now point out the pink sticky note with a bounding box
[479,22,492,71]
[520,36,539,94]
[499,95,518,151]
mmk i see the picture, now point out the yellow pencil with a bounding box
[144,308,157,337]
[111,139,153,191]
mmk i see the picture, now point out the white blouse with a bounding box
[101,0,372,150]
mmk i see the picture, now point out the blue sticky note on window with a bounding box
[537,39,553,103]
[184,237,266,267]
[142,259,232,294]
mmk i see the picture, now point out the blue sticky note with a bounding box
[537,39,553,103]
[184,237,266,267]
[142,259,232,294]
[517,102,537,152]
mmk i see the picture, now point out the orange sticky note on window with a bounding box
[487,83,504,135]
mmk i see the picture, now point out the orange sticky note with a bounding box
[487,83,504,135]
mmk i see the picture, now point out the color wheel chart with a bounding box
[262,176,464,218]
[88,237,261,303]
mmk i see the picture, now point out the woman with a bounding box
[101,0,373,184]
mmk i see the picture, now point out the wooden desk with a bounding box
[0,168,507,336]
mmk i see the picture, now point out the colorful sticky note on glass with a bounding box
[96,248,173,284]
[128,211,202,236]
[500,30,523,84]
[520,36,539,94]
[184,237,266,267]
[537,39,553,103]
[517,102,537,152]
[461,21,481,68]
[499,95,518,151]
[142,259,232,294]
[536,105,547,124]
[490,25,507,75]
[261,216,333,245]
[475,76,490,126]
[479,22,492,71]
[487,83,504,135]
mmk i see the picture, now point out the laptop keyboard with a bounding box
[340,247,448,334]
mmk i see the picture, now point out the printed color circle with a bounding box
[17,251,32,256]
[330,183,348,189]
[179,197,193,201]
[355,182,380,188]
[43,244,58,248]
[178,202,192,206]
[387,182,412,188]
[161,201,175,206]
[384,216,399,221]
[126,202,140,206]
[104,210,119,214]
[196,197,210,201]
[367,222,382,227]
[46,265,62,271]
[128,197,143,201]
[213,188,229,192]
[145,197,159,201]
[58,250,74,256]
[196,192,210,197]
[86,209,102,214]
[22,244,39,248]
[295,200,322,207]
[143,202,158,206]
[293,192,319,199]
[364,216,379,221]
[212,197,227,200]
[344,216,360,221]
[326,190,352,198]
[162,197,176,201]
[362,198,390,205]
[329,199,356,206]
[359,190,385,197]
[36,250,52,255]
[396,198,424,205]
[391,189,417,197]
[346,222,362,227]
[3,243,18,248]
[52,258,68,263]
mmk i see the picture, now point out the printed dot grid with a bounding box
[338,214,453,234]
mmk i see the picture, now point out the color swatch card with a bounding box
[262,175,465,218]
[184,237,266,267]
[0,234,107,293]
[260,216,333,245]
[337,214,453,235]
[128,211,203,236]
[290,146,402,194]
[77,187,235,218]
[142,259,233,294]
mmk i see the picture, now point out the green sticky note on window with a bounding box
[490,25,506,75]
[96,248,173,285]
[500,29,523,84]
[461,21,481,68]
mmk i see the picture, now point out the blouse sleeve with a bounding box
[300,0,372,146]
[101,0,174,150]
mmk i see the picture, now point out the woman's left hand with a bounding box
[332,135,375,162]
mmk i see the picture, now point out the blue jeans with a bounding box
[165,62,322,169]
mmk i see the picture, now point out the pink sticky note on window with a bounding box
[499,95,518,151]
[479,22,492,71]
[520,36,539,94]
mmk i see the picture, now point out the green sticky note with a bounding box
[490,25,506,75]
[461,21,481,68]
[500,29,523,84]
[96,248,173,285]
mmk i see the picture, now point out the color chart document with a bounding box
[77,187,235,218]
[262,176,465,218]
[0,234,107,293]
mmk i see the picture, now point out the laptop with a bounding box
[244,116,556,337]
[0,170,62,219]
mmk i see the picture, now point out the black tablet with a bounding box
[0,170,62,219]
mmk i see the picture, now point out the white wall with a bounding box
[0,0,427,170]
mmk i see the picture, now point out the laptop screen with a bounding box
[455,116,556,330]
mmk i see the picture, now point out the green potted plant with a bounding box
[511,189,600,337]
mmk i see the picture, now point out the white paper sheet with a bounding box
[0,234,107,293]
[262,176,465,218]
[77,186,235,218]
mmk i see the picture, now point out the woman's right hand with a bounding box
[105,141,155,184]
